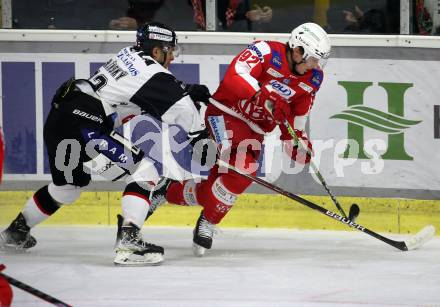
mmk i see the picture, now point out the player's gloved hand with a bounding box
[188,128,213,164]
[258,84,290,124]
[186,84,211,104]
[282,129,313,164]
[188,128,211,147]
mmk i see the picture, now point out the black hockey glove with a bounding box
[186,84,211,104]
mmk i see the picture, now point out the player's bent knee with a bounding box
[123,181,151,199]
[48,183,83,204]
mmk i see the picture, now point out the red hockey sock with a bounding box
[196,176,240,224]
[166,180,199,206]
[197,152,257,224]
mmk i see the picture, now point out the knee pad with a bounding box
[48,183,82,204]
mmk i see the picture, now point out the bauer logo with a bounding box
[72,109,104,124]
[325,211,365,231]
[331,81,421,160]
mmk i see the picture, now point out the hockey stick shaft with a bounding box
[219,160,409,251]
[264,100,348,218]
[283,119,349,218]
[1,273,72,307]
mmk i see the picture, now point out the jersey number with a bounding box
[238,50,260,67]
[90,74,108,92]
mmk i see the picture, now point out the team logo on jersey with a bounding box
[270,51,282,69]
[310,69,323,87]
[299,82,313,93]
[247,43,264,62]
[238,99,266,121]
[117,49,140,76]
[266,67,284,78]
[269,80,295,99]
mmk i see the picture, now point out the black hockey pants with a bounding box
[44,80,112,187]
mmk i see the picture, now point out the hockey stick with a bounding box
[264,100,359,221]
[218,159,435,251]
[0,272,72,307]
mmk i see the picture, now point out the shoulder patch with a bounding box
[270,51,282,69]
[310,69,323,87]
[266,67,284,78]
[298,82,313,93]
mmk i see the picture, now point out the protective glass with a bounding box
[163,43,180,58]
[172,44,180,58]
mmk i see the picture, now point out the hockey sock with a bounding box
[22,186,60,228]
[166,180,199,206]
[122,182,151,228]
[196,152,255,224]
[196,176,239,224]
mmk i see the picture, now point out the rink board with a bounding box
[1,191,438,235]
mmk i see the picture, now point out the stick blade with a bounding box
[404,225,436,251]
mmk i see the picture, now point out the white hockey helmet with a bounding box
[288,22,331,67]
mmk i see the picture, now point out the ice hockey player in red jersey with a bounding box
[0,130,13,306]
[162,22,331,256]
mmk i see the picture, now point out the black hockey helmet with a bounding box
[136,21,179,57]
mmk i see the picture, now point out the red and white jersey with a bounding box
[212,41,324,135]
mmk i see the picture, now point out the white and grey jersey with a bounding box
[87,46,204,134]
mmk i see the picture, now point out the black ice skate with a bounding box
[0,213,37,251]
[193,210,217,257]
[145,177,175,221]
[114,217,164,266]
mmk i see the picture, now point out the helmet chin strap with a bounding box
[159,46,172,68]
[156,48,167,67]
[288,48,304,76]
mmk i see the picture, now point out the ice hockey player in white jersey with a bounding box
[0,22,211,266]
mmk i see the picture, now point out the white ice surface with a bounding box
[2,226,439,307]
